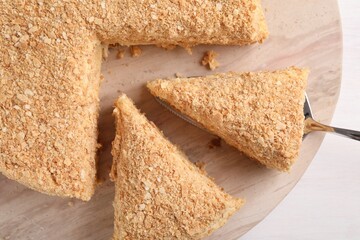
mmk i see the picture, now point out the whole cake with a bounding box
[0,1,268,200]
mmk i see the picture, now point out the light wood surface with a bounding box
[0,1,342,239]
[243,1,360,239]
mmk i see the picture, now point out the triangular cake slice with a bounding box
[147,67,308,171]
[111,95,244,239]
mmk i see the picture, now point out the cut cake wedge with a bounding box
[111,95,244,239]
[147,67,309,171]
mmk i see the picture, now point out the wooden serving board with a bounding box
[0,1,342,239]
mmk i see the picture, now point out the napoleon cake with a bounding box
[147,67,309,171]
[0,1,267,199]
[111,95,244,239]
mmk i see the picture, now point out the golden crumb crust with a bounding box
[0,1,267,199]
[98,0,269,46]
[111,95,244,240]
[147,67,309,172]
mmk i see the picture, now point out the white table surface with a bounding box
[242,2,360,240]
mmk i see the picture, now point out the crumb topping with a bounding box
[111,95,244,239]
[148,67,309,171]
[0,0,268,200]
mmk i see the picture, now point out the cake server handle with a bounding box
[304,117,360,141]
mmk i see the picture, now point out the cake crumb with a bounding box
[67,201,74,207]
[184,46,192,55]
[102,44,109,59]
[116,49,125,59]
[157,44,176,51]
[201,50,219,70]
[130,46,142,57]
[175,73,183,78]
[195,161,206,173]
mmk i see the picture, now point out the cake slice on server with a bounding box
[147,67,309,171]
[111,95,244,239]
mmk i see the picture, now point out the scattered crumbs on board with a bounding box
[102,44,109,59]
[175,72,183,78]
[157,44,177,51]
[201,50,219,70]
[130,46,142,57]
[184,46,192,55]
[195,161,206,174]
[116,49,125,59]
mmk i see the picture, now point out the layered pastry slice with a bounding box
[111,95,244,239]
[147,67,309,171]
[1,0,267,200]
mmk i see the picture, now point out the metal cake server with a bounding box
[155,94,360,141]
[155,97,208,132]
[303,94,360,140]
